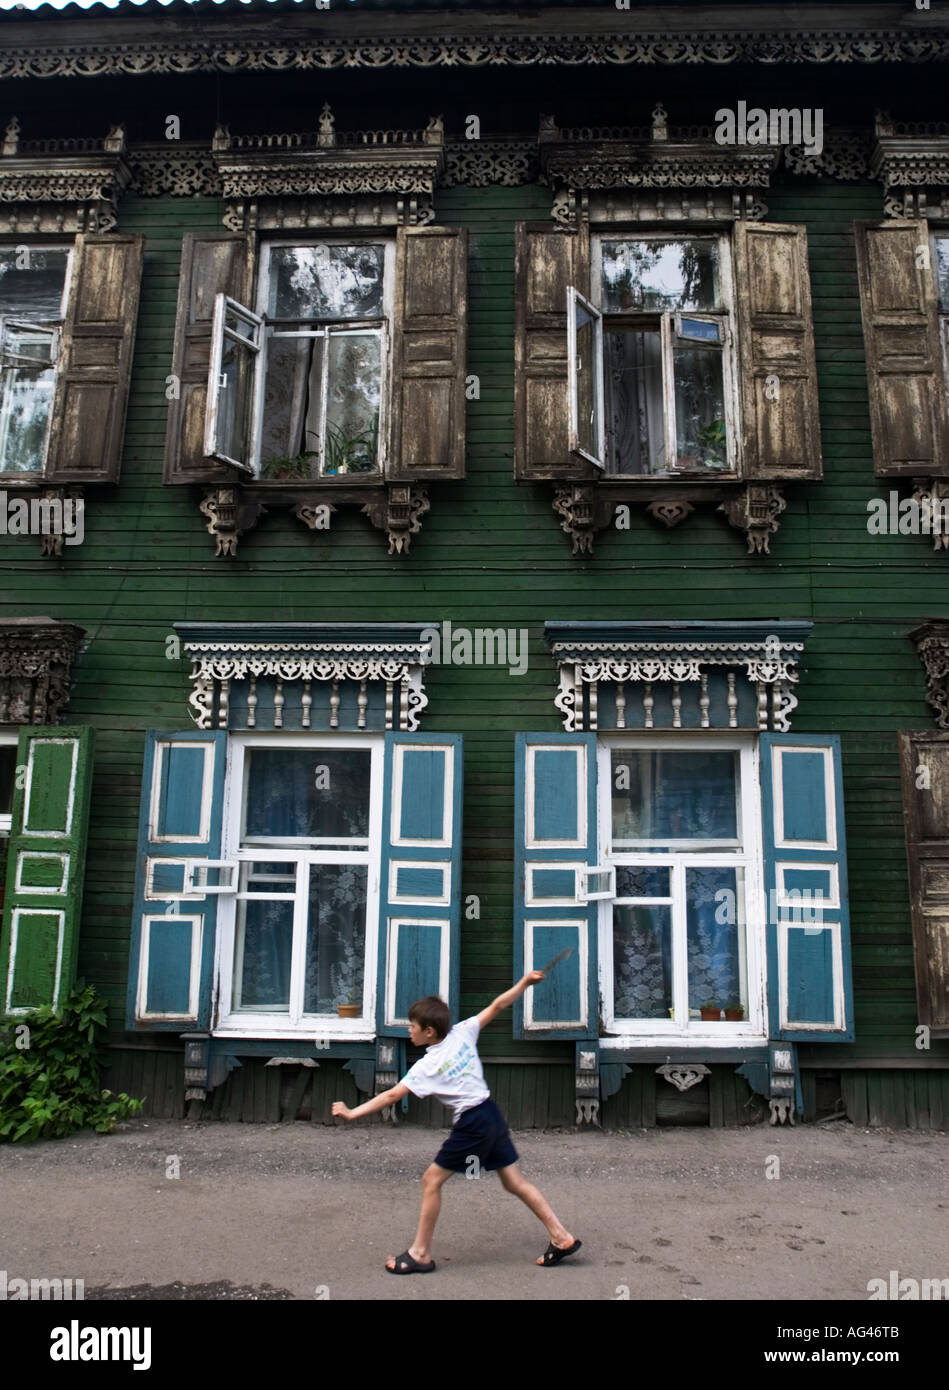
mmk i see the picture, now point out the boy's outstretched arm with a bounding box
[332,1082,410,1122]
[477,970,545,1031]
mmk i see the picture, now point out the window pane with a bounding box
[244,749,371,841]
[615,865,670,899]
[0,325,56,474]
[267,245,385,321]
[604,328,663,474]
[214,334,256,465]
[601,240,720,313]
[936,237,949,313]
[686,866,746,1017]
[571,296,599,460]
[0,744,16,817]
[320,332,382,475]
[233,897,293,1011]
[613,903,672,1018]
[304,863,368,1013]
[672,343,727,471]
[611,749,739,843]
[0,249,69,320]
[259,333,323,478]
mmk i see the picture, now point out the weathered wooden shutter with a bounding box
[163,234,252,485]
[376,733,463,1037]
[46,235,144,484]
[0,727,93,1015]
[514,222,596,481]
[898,732,949,1036]
[854,220,949,477]
[513,733,598,1039]
[126,730,227,1030]
[386,226,467,481]
[759,734,853,1042]
[733,222,822,481]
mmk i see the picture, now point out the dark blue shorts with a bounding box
[433,1098,518,1174]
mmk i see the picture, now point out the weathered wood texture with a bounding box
[1,169,948,1118]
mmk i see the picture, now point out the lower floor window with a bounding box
[600,737,760,1033]
[219,736,382,1026]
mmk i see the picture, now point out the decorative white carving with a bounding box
[769,1098,795,1126]
[575,1098,599,1126]
[656,1064,711,1093]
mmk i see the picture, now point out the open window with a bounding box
[0,247,70,478]
[571,235,735,477]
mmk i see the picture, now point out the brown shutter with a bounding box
[45,234,145,484]
[163,234,252,485]
[855,220,949,478]
[514,222,594,481]
[386,225,467,482]
[733,221,822,482]
[899,732,949,1037]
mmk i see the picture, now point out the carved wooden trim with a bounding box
[551,485,613,556]
[908,620,949,729]
[362,485,430,555]
[0,119,130,233]
[0,616,85,725]
[198,487,267,558]
[718,484,787,555]
[872,112,949,218]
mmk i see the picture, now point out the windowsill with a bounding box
[600,1029,767,1049]
[214,1021,375,1041]
[597,472,740,485]
[0,473,46,487]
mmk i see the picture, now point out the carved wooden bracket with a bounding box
[552,485,614,555]
[0,616,85,725]
[646,498,695,529]
[656,1064,711,1093]
[718,484,787,554]
[908,620,949,729]
[362,485,430,555]
[911,478,949,551]
[199,487,267,557]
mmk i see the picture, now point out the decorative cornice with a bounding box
[908,620,949,730]
[0,121,130,233]
[872,111,949,216]
[546,621,811,735]
[0,616,85,726]
[3,22,949,82]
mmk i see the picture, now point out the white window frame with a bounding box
[0,243,74,479]
[248,237,397,480]
[213,731,384,1039]
[932,230,949,410]
[567,285,606,468]
[0,729,18,836]
[596,732,767,1047]
[588,232,741,478]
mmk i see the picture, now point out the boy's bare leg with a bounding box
[386,1162,454,1269]
[497,1163,575,1263]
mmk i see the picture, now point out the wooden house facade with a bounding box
[1,0,949,1129]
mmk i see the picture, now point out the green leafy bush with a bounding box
[0,983,143,1143]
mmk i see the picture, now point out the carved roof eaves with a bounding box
[3,13,949,81]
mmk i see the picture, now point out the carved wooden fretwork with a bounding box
[872,112,949,219]
[199,487,267,558]
[784,129,871,182]
[719,485,787,555]
[547,623,810,735]
[911,478,949,552]
[551,485,613,556]
[212,112,444,231]
[540,112,778,228]
[908,621,949,730]
[176,626,432,733]
[5,20,949,83]
[646,498,694,529]
[0,119,130,233]
[362,485,430,555]
[0,616,84,725]
[656,1064,711,1093]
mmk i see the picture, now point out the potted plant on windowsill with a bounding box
[260,451,319,482]
[724,1001,744,1021]
[700,1001,722,1021]
[336,999,361,1019]
[330,941,363,1018]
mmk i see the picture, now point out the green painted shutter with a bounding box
[0,727,94,1015]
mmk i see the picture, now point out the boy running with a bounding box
[332,970,581,1273]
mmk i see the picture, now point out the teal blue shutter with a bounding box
[0,727,94,1015]
[759,734,853,1042]
[126,730,227,1031]
[514,733,598,1040]
[376,733,463,1037]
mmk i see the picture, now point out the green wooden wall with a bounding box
[2,168,948,1100]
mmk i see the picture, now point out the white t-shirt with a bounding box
[400,1016,490,1123]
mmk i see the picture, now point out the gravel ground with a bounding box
[1,1118,947,1301]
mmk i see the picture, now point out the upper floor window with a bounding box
[935,233,949,386]
[571,235,735,477]
[206,238,396,480]
[0,247,72,476]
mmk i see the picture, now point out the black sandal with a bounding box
[387,1250,436,1275]
[539,1239,582,1266]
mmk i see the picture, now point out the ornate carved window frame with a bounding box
[545,620,812,735]
[174,622,436,733]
